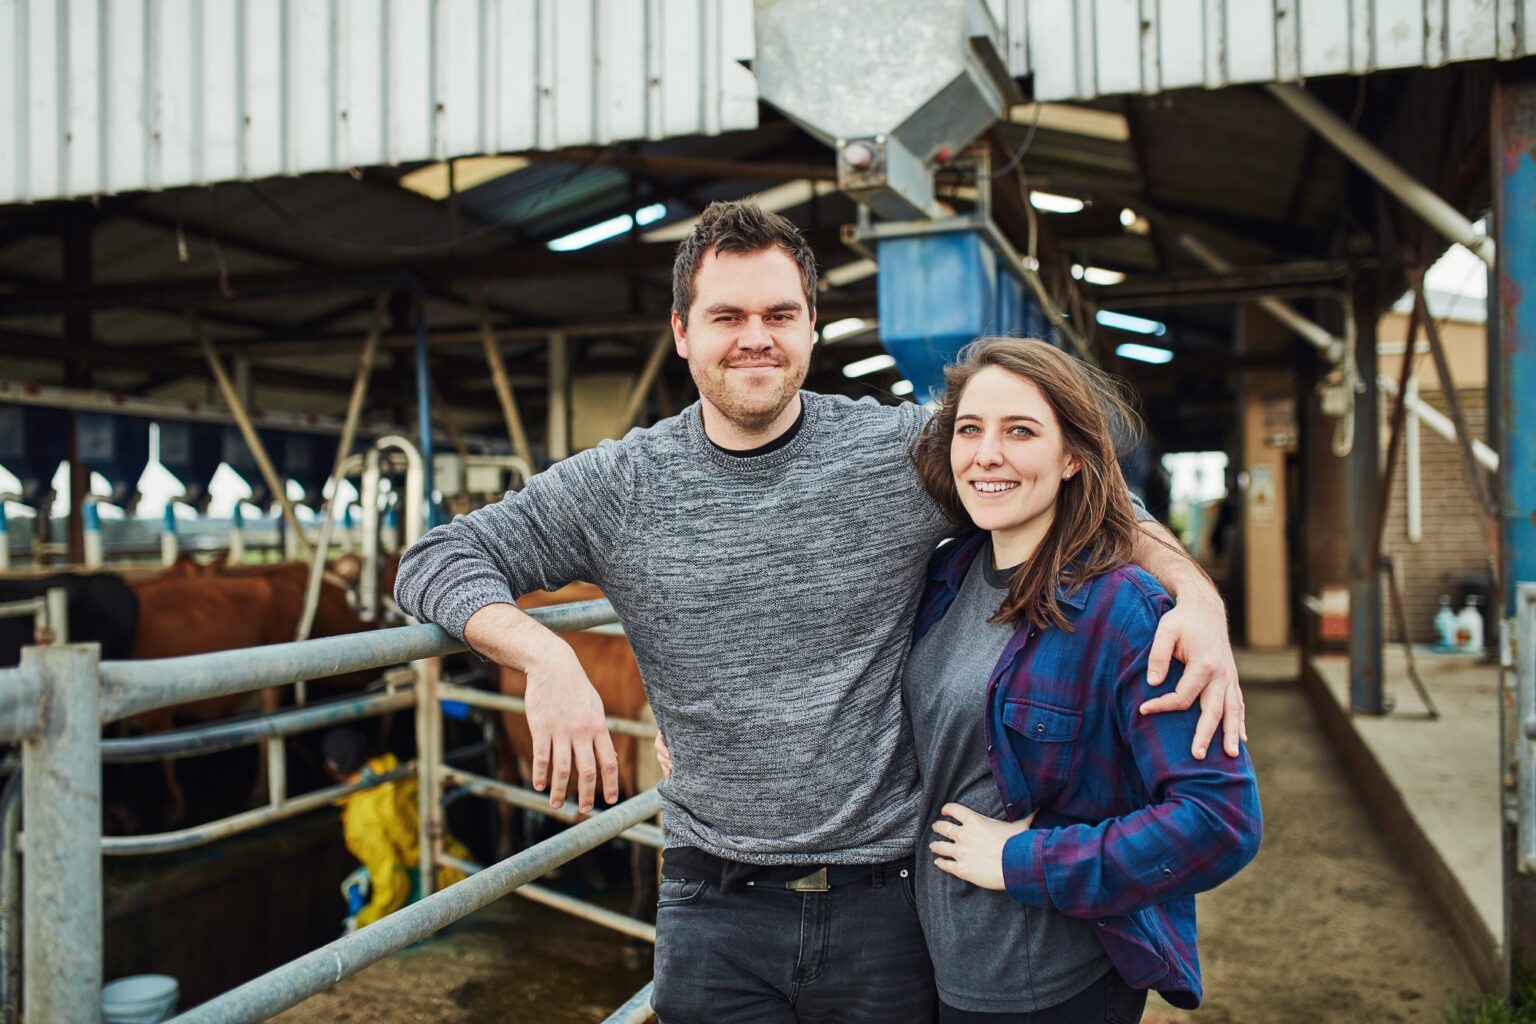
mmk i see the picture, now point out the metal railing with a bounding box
[0,597,657,1023]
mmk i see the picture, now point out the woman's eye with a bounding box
[956,424,979,436]
[1009,426,1035,438]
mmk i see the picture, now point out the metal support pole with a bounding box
[359,449,382,623]
[1373,288,1424,560]
[619,333,673,432]
[44,588,67,646]
[20,644,102,1024]
[414,657,441,900]
[1268,83,1496,269]
[1406,377,1422,543]
[1494,66,1536,979]
[1,769,21,1024]
[472,285,535,467]
[547,331,570,461]
[414,295,436,530]
[192,314,312,561]
[1180,232,1344,361]
[1348,277,1384,715]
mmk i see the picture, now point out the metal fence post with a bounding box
[19,643,102,1024]
[414,658,442,899]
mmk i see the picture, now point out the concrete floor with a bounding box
[1308,647,1504,985]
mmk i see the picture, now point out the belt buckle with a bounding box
[786,867,830,892]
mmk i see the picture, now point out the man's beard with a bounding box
[691,356,806,434]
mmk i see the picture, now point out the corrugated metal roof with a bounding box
[0,0,759,205]
[995,0,1536,101]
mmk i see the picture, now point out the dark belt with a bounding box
[662,846,912,894]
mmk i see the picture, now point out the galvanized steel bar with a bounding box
[98,764,415,857]
[98,599,618,723]
[435,851,658,943]
[415,659,442,902]
[603,982,657,1024]
[166,789,661,1024]
[359,448,383,623]
[43,588,65,646]
[414,293,437,531]
[20,644,101,1024]
[1377,375,1500,470]
[438,766,664,849]
[100,689,415,764]
[437,682,659,739]
[1348,279,1385,715]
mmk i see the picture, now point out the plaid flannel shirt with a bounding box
[913,532,1262,1009]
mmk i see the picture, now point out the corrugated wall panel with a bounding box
[1,0,758,205]
[1005,0,1536,101]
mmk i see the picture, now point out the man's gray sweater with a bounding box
[395,392,953,865]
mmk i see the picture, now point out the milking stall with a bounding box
[0,1,1535,1022]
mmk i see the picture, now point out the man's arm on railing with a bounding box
[395,439,638,815]
[464,603,619,815]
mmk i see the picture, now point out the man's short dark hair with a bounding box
[671,200,818,327]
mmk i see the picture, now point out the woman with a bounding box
[905,337,1261,1022]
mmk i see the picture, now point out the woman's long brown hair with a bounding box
[912,337,1143,632]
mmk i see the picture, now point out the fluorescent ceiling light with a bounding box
[821,318,870,342]
[890,379,914,396]
[1029,191,1085,214]
[547,203,668,251]
[1098,310,1167,336]
[1081,266,1126,286]
[843,353,897,378]
[1115,342,1174,364]
[1120,208,1137,227]
[1009,103,1130,142]
[822,258,878,289]
[399,156,530,200]
[643,180,837,242]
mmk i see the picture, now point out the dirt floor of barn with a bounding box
[269,650,1482,1024]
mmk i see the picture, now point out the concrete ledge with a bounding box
[1300,655,1503,991]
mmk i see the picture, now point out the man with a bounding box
[395,201,1244,1022]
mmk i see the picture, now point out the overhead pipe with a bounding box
[1267,84,1495,269]
[1377,375,1498,471]
[414,292,437,530]
[1179,233,1344,362]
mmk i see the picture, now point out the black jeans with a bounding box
[651,867,936,1023]
[937,969,1147,1024]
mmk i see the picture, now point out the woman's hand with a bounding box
[654,732,672,776]
[930,802,1037,891]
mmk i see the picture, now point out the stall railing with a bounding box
[0,597,657,1023]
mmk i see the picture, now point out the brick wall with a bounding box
[1377,388,1493,643]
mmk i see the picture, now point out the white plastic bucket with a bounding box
[101,974,179,1024]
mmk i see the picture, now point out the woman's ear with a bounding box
[1062,456,1082,481]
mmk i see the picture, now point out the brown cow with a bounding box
[498,583,658,926]
[127,560,377,821]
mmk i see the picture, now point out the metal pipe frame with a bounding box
[414,293,437,531]
[0,770,20,1024]
[434,851,658,944]
[602,982,657,1024]
[472,284,535,468]
[438,766,664,849]
[373,435,426,549]
[437,682,659,739]
[359,448,383,623]
[88,598,615,730]
[20,644,101,1024]
[167,789,661,1024]
[100,687,414,764]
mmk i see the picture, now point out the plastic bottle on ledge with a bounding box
[1456,595,1485,654]
[1433,595,1458,652]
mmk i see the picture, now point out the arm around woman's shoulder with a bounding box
[1000,572,1262,919]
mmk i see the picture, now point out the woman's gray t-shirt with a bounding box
[902,544,1110,1013]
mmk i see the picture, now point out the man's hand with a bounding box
[524,646,620,814]
[654,732,672,776]
[929,802,1036,891]
[465,603,620,814]
[1140,594,1246,760]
